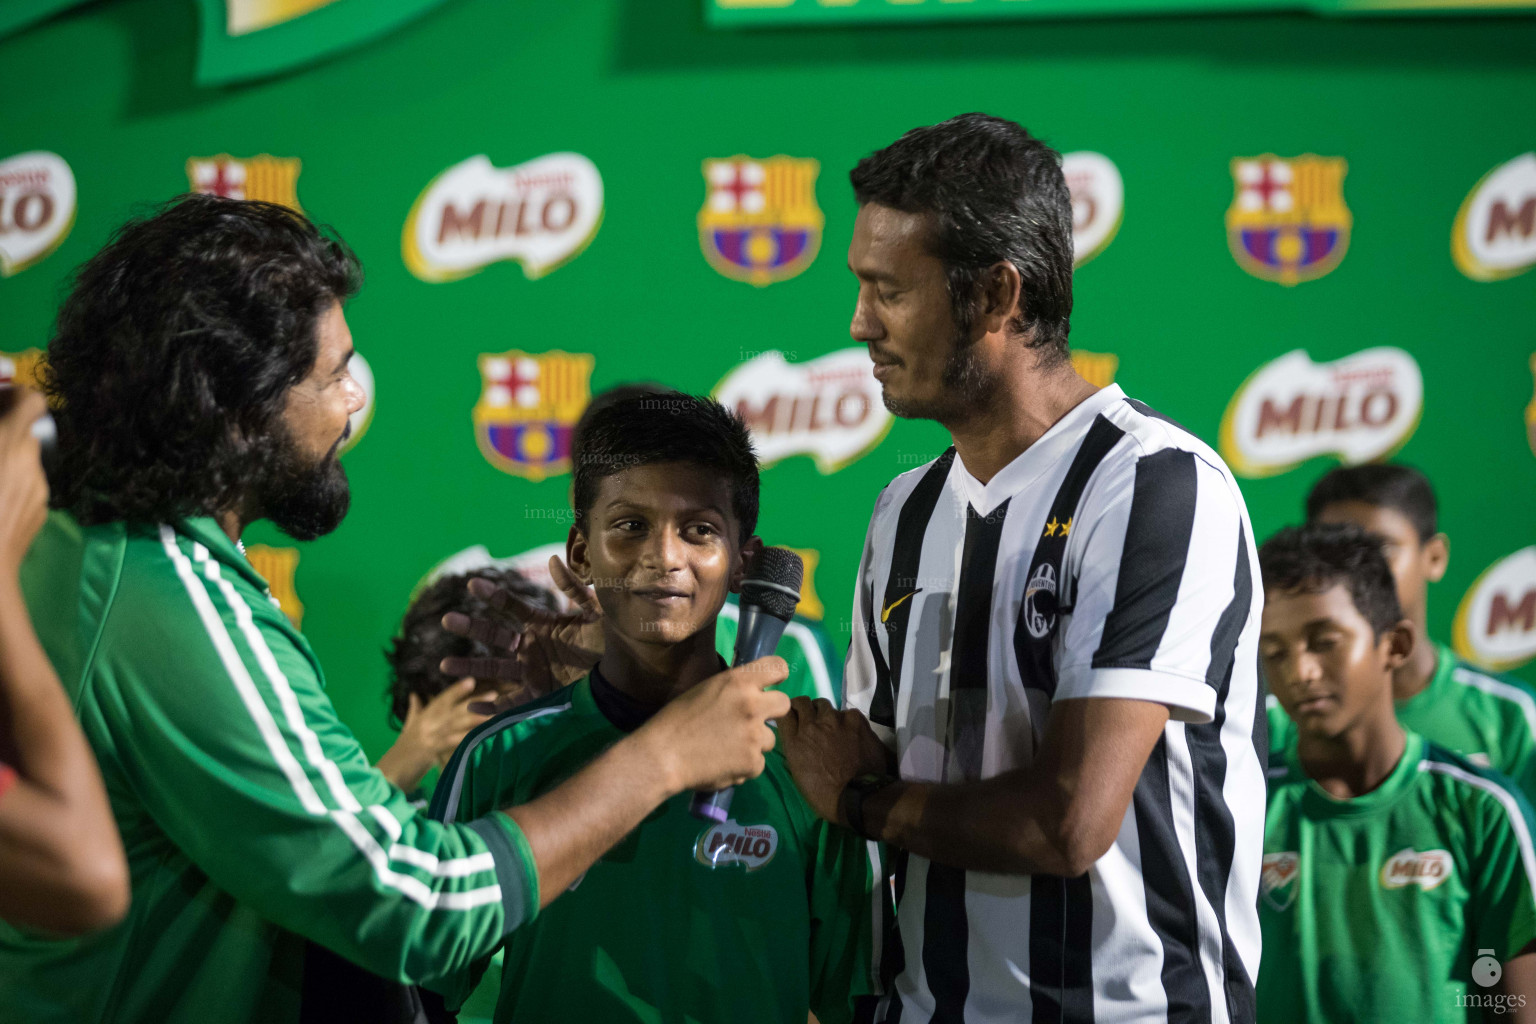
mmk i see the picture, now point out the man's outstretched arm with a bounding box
[779,695,1167,876]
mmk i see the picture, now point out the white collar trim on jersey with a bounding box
[953,384,1127,517]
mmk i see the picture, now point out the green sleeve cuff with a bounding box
[467,813,540,936]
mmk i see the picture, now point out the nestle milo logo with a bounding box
[695,820,778,872]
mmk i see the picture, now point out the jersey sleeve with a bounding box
[1466,770,1536,960]
[1056,449,1254,725]
[806,818,884,1024]
[0,762,14,801]
[101,534,538,986]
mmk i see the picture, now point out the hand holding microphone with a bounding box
[690,546,804,822]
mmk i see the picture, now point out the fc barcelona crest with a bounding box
[187,154,303,212]
[1226,155,1350,286]
[473,350,594,481]
[698,156,823,287]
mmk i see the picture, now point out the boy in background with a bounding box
[1257,523,1536,1022]
[1267,464,1536,797]
[429,392,879,1024]
[376,568,562,800]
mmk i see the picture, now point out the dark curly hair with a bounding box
[385,567,562,728]
[1258,524,1405,637]
[571,391,759,543]
[851,113,1074,362]
[41,193,361,525]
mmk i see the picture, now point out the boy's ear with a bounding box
[566,524,592,585]
[1423,532,1450,585]
[1383,618,1416,671]
[732,535,764,594]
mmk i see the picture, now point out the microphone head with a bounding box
[740,547,803,621]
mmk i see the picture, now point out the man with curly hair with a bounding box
[0,194,790,1024]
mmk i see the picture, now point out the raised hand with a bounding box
[0,389,49,575]
[441,555,605,708]
[375,678,490,792]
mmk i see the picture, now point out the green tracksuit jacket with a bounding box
[0,514,537,1024]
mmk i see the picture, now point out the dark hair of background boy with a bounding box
[1258,523,1405,636]
[1305,464,1438,544]
[570,392,759,544]
[384,567,560,727]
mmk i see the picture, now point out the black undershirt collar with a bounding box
[588,655,730,733]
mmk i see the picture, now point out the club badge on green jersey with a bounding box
[695,820,779,872]
[1379,848,1453,890]
[1261,852,1300,911]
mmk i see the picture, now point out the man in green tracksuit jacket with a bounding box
[0,195,789,1024]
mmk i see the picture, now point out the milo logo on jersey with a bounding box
[1261,852,1299,911]
[0,151,76,277]
[404,153,604,282]
[715,348,892,474]
[1454,547,1536,672]
[473,350,593,481]
[698,156,822,287]
[1062,151,1123,268]
[187,154,303,212]
[1218,347,1423,478]
[1380,848,1453,890]
[1452,153,1536,282]
[1226,154,1350,286]
[695,820,779,872]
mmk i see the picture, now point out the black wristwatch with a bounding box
[839,773,900,840]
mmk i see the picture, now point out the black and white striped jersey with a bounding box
[846,385,1266,1024]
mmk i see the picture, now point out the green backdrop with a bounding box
[3,0,1534,762]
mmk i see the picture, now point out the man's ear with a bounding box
[979,261,1023,337]
[1423,532,1450,585]
[1384,619,1415,671]
[566,524,592,586]
[732,535,764,594]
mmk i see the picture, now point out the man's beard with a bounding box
[881,322,1003,423]
[252,425,351,542]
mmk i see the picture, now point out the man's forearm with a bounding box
[860,769,1090,876]
[504,729,678,907]
[0,573,128,932]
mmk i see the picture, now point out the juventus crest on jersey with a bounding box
[845,385,1267,1024]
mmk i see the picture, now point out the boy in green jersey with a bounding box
[1268,464,1536,797]
[1257,523,1536,1022]
[429,392,880,1024]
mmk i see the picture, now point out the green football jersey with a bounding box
[1258,730,1536,1023]
[429,670,881,1024]
[1,514,535,1024]
[718,593,844,704]
[1268,643,1536,798]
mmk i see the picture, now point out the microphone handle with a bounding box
[689,605,791,822]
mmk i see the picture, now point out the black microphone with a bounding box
[690,546,804,823]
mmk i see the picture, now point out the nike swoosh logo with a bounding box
[881,589,922,622]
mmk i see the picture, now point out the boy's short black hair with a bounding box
[1305,464,1438,543]
[571,391,759,544]
[570,381,668,469]
[1259,524,1404,637]
[385,567,560,727]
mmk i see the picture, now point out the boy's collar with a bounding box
[589,655,730,733]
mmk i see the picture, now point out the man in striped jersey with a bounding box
[0,194,788,1024]
[1256,524,1536,1021]
[775,114,1267,1023]
[1265,464,1536,798]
